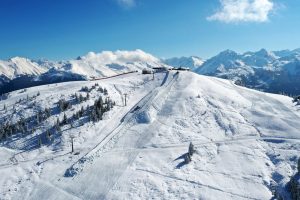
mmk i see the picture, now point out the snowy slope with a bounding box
[0,70,300,200]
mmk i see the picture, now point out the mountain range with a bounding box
[0,48,300,96]
[164,48,300,95]
[193,48,300,95]
[0,50,169,95]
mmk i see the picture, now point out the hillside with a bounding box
[0,71,300,199]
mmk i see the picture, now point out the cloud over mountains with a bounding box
[207,0,274,23]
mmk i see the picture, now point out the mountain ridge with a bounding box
[1,48,300,95]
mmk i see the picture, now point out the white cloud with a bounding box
[207,0,274,23]
[117,0,136,8]
[82,49,160,65]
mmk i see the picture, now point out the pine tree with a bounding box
[188,142,195,156]
[36,113,40,124]
[75,93,79,102]
[63,113,68,125]
[38,136,42,147]
[46,130,51,142]
[298,158,300,174]
[80,106,84,116]
[79,94,84,102]
[104,88,108,95]
[45,108,51,118]
[56,118,61,131]
[0,129,3,141]
[98,87,103,93]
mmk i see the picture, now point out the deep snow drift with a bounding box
[0,71,300,200]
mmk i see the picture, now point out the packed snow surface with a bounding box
[0,71,300,200]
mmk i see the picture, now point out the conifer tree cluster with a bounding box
[0,84,115,145]
[74,93,89,103]
[90,96,115,122]
[97,86,108,95]
[293,95,300,105]
[81,83,99,93]
[58,99,71,112]
[13,91,41,106]
[288,160,300,200]
[0,107,52,141]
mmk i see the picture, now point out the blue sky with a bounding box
[0,0,299,60]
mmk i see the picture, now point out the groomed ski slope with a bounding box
[0,71,300,200]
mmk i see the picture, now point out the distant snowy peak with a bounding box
[0,50,168,82]
[163,56,204,70]
[197,48,300,73]
[195,48,300,95]
[196,48,291,74]
[196,50,242,74]
[0,57,49,79]
[34,59,66,70]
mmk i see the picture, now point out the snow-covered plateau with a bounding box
[0,71,300,200]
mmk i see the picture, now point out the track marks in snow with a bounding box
[65,72,178,178]
[136,168,261,200]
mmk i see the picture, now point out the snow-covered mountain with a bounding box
[60,49,167,78]
[163,56,204,71]
[0,57,50,88]
[0,71,299,199]
[1,48,300,96]
[0,57,49,80]
[195,48,300,95]
[0,50,169,95]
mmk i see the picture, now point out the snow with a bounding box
[0,71,300,199]
[0,50,169,84]
[195,48,300,95]
[0,57,48,80]
[163,56,204,71]
[54,49,169,79]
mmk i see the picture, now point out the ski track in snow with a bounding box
[0,71,300,200]
[60,72,180,199]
